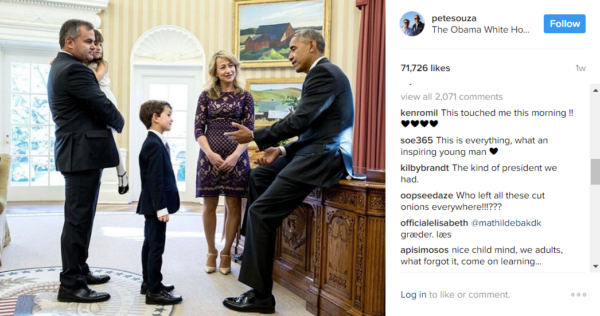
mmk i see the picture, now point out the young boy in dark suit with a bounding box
[137,100,182,305]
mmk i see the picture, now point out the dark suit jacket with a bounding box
[254,58,353,187]
[47,52,124,172]
[413,22,425,35]
[136,132,180,215]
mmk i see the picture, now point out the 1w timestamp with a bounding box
[401,64,451,72]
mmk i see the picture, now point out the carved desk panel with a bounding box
[234,180,385,316]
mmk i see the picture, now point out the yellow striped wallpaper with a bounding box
[99,0,361,152]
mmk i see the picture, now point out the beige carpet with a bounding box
[0,212,311,316]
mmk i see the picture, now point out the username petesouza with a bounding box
[432,15,477,23]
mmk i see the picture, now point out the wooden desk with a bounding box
[234,180,385,315]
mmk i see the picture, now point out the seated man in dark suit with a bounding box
[48,19,124,303]
[137,100,182,305]
[223,29,354,314]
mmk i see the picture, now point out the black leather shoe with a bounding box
[146,289,182,305]
[223,290,275,314]
[118,184,129,195]
[85,272,110,285]
[57,286,111,303]
[118,172,129,195]
[234,253,243,262]
[140,282,175,295]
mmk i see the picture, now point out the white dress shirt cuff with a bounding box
[279,146,286,157]
[157,208,168,217]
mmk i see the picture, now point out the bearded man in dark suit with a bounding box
[48,19,124,303]
[223,29,354,314]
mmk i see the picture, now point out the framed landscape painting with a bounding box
[247,78,304,124]
[246,78,304,148]
[233,0,331,68]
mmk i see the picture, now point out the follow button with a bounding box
[544,14,586,33]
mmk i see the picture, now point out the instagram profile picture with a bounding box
[401,11,425,36]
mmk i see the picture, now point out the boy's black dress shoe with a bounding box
[146,290,182,305]
[57,286,111,303]
[140,282,175,295]
[223,290,275,314]
[85,272,111,285]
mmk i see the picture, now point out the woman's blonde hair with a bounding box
[205,50,245,99]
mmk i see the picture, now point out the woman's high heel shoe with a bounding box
[219,253,231,275]
[205,253,218,273]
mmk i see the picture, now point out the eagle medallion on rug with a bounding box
[0,267,175,316]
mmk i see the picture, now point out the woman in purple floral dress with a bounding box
[195,50,254,275]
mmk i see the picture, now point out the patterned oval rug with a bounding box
[0,267,174,316]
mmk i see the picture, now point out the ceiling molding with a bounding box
[0,0,109,12]
[0,0,108,45]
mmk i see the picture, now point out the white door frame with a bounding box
[129,65,203,202]
[129,25,205,204]
[1,47,64,201]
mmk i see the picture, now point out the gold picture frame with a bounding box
[233,0,331,68]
